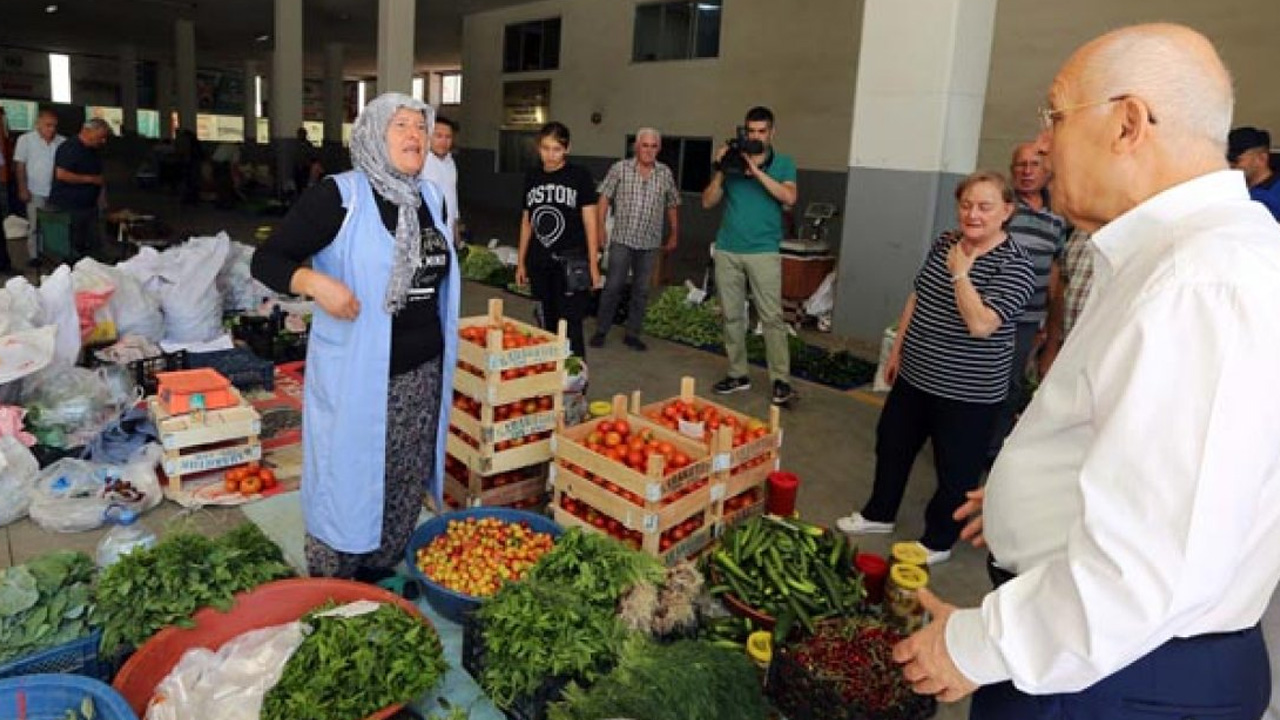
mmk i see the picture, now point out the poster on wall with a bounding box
[86,106,124,135]
[138,109,160,139]
[0,99,38,131]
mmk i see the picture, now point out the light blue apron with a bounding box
[303,170,460,553]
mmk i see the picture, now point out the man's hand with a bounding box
[515,264,528,287]
[590,267,603,291]
[954,488,986,548]
[894,590,980,702]
[713,144,730,165]
[883,346,901,386]
[663,235,677,253]
[18,188,30,203]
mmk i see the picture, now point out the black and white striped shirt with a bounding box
[898,235,1036,404]
[1008,201,1068,324]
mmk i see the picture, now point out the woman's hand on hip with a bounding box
[307,272,361,320]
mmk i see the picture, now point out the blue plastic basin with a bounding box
[404,507,563,623]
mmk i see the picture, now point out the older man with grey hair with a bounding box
[894,23,1280,719]
[590,127,680,351]
[49,118,111,260]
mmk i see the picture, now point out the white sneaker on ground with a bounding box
[911,541,952,565]
[835,512,895,536]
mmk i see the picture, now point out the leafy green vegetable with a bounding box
[0,551,96,665]
[643,287,724,349]
[526,528,664,609]
[548,636,769,720]
[93,523,293,655]
[476,579,628,709]
[460,246,515,287]
[262,602,448,720]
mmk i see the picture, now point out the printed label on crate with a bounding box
[163,443,261,476]
[645,482,663,503]
[664,529,711,565]
[712,453,732,473]
[677,418,706,440]
[642,512,659,533]
[486,412,557,443]
[710,482,727,502]
[485,343,566,372]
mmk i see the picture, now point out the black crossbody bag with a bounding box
[553,253,592,294]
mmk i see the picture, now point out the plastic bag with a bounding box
[21,364,124,449]
[78,257,163,342]
[27,444,163,533]
[218,241,279,313]
[158,233,230,344]
[146,621,308,720]
[0,325,56,386]
[0,435,40,527]
[4,276,46,330]
[872,326,897,393]
[803,271,836,318]
[37,264,81,366]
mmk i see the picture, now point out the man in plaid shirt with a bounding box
[590,128,680,351]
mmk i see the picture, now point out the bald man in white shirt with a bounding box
[893,23,1280,719]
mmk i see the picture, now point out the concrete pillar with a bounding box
[156,63,175,139]
[272,0,304,193]
[175,19,198,132]
[376,0,416,95]
[118,45,138,136]
[832,0,998,341]
[243,60,259,145]
[323,43,345,146]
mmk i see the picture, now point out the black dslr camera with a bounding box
[718,127,766,174]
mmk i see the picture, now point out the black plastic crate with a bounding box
[188,348,274,391]
[130,350,189,396]
[231,313,310,363]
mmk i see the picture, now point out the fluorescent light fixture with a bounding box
[696,2,720,10]
[49,53,71,103]
[45,4,59,13]
[254,75,263,118]
[412,77,425,102]
[357,81,367,114]
[255,33,270,43]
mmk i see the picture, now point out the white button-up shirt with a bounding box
[13,131,64,197]
[421,151,458,239]
[947,170,1280,693]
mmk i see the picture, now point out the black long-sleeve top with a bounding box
[251,178,450,376]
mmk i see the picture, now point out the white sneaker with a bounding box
[912,541,952,565]
[835,512,895,536]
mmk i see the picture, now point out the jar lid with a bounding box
[891,562,929,590]
[891,542,928,567]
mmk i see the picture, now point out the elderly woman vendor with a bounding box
[252,93,459,581]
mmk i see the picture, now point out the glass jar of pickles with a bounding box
[887,563,929,632]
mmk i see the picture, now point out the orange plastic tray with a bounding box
[112,578,433,719]
[156,368,237,413]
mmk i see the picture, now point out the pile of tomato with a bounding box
[452,392,555,422]
[223,462,278,496]
[557,460,706,509]
[723,486,763,515]
[557,495,705,553]
[457,323,559,381]
[414,516,556,598]
[644,400,773,448]
[575,418,695,476]
[446,454,540,492]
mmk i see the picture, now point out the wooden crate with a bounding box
[455,298,569,406]
[553,395,712,504]
[550,460,711,536]
[552,506,713,567]
[633,376,783,472]
[444,455,547,508]
[447,425,553,475]
[148,388,262,491]
[450,393,560,447]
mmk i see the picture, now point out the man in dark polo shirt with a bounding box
[49,118,110,259]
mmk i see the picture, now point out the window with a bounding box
[503,18,562,73]
[624,134,713,193]
[441,73,463,105]
[633,1,721,62]
[499,129,541,174]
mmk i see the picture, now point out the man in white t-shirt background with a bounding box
[14,109,65,267]
[421,116,461,247]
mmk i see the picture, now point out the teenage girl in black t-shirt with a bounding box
[515,122,601,358]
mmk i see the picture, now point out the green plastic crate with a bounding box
[36,208,72,261]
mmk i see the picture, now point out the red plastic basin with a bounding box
[112,578,431,719]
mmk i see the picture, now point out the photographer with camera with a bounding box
[701,106,798,406]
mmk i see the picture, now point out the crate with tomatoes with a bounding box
[443,452,548,509]
[551,395,715,565]
[633,377,781,530]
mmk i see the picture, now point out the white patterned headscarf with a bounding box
[349,92,436,313]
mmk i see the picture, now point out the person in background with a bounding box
[836,171,1034,566]
[174,127,203,205]
[251,93,459,582]
[1037,227,1093,376]
[421,116,462,247]
[895,24,1280,720]
[1228,125,1280,221]
[986,142,1068,464]
[591,127,680,351]
[701,106,798,406]
[48,118,110,261]
[515,121,601,359]
[14,109,65,268]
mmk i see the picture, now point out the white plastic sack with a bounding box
[487,238,519,267]
[158,233,230,344]
[218,241,279,313]
[28,444,163,533]
[0,325,56,385]
[3,214,30,241]
[0,435,40,527]
[5,276,46,330]
[116,245,169,300]
[146,621,308,720]
[37,264,81,366]
[803,271,836,317]
[22,365,120,448]
[72,259,119,346]
[77,258,163,342]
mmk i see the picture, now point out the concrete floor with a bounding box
[0,167,984,719]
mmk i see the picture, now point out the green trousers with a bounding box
[714,249,790,383]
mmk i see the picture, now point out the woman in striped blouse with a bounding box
[837,170,1036,565]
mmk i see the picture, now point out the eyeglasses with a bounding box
[1037,94,1158,131]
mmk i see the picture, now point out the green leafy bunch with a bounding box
[642,287,724,349]
[549,636,769,720]
[93,523,294,655]
[525,527,664,609]
[261,602,448,720]
[476,579,628,709]
[0,551,96,665]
